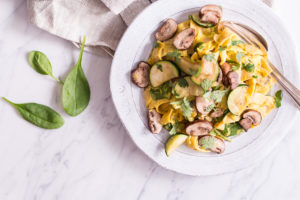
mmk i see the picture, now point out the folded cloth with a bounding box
[27,0,273,56]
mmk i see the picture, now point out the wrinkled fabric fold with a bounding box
[27,0,274,56]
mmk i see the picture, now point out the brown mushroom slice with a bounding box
[196,96,214,115]
[155,18,178,41]
[131,61,150,88]
[186,120,213,136]
[239,118,253,132]
[217,67,223,83]
[200,5,223,24]
[242,110,262,126]
[210,108,223,118]
[173,28,196,50]
[148,109,162,134]
[200,12,219,24]
[198,135,225,154]
[227,71,240,90]
[220,62,231,86]
[200,5,223,18]
[220,62,232,75]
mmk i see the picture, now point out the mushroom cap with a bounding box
[200,5,223,18]
[217,67,223,83]
[173,28,196,50]
[239,117,252,132]
[200,5,223,24]
[196,96,214,115]
[185,120,213,136]
[148,109,162,134]
[227,71,240,90]
[198,135,225,154]
[131,61,150,88]
[242,109,262,126]
[155,18,177,41]
[220,62,232,75]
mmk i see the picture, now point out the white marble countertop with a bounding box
[0,1,299,200]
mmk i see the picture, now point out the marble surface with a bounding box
[0,0,299,200]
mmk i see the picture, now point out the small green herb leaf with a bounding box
[231,40,245,46]
[199,136,215,149]
[157,64,163,72]
[205,104,215,112]
[224,122,244,136]
[62,36,90,116]
[169,121,178,135]
[194,42,204,52]
[178,78,189,88]
[274,90,282,108]
[167,49,181,63]
[28,51,63,84]
[219,46,226,51]
[154,41,160,48]
[200,79,213,92]
[171,97,193,120]
[242,63,255,72]
[2,97,64,129]
[236,52,245,62]
[211,89,228,103]
[252,75,258,79]
[203,53,215,61]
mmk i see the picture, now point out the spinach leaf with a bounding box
[28,51,63,84]
[274,90,282,108]
[242,63,255,72]
[62,36,90,116]
[2,97,64,129]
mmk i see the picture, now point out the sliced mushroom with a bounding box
[198,135,225,154]
[227,71,240,90]
[196,96,214,115]
[185,120,213,136]
[217,67,223,83]
[220,62,232,75]
[239,118,253,132]
[210,108,223,118]
[242,110,262,126]
[148,109,162,134]
[200,5,223,24]
[201,12,219,24]
[173,28,196,50]
[131,61,150,88]
[155,18,178,41]
[239,109,262,131]
[220,62,231,86]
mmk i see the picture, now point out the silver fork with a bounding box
[223,21,300,108]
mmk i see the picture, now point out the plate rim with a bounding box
[110,0,299,176]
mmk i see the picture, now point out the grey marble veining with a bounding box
[0,0,299,200]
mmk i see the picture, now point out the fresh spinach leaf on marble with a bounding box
[28,51,63,84]
[2,97,64,129]
[62,36,91,116]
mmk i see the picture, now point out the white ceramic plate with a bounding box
[110,0,298,176]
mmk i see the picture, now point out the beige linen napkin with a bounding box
[27,0,273,56]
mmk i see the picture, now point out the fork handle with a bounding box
[268,61,300,108]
